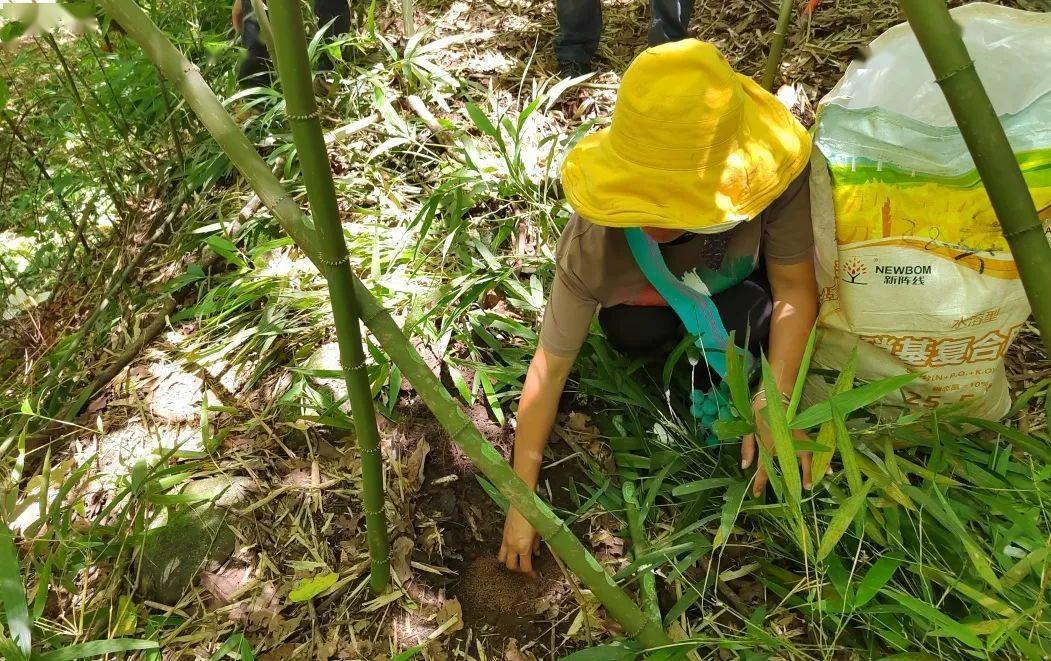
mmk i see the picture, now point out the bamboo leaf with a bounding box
[464,102,498,138]
[790,373,919,429]
[817,480,873,560]
[883,589,983,649]
[1002,545,1049,589]
[786,324,818,421]
[830,402,863,496]
[854,556,902,608]
[809,352,857,484]
[713,481,748,549]
[761,358,801,508]
[713,418,753,440]
[0,523,31,656]
[724,331,753,425]
[33,639,159,661]
[671,478,731,497]
[287,571,339,602]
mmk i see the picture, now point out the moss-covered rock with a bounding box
[137,496,238,605]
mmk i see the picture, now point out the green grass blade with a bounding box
[817,479,873,560]
[790,372,919,429]
[786,324,818,421]
[955,417,1051,463]
[0,523,30,656]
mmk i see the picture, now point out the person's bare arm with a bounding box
[232,0,246,33]
[741,257,819,496]
[497,345,576,575]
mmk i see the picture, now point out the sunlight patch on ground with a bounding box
[73,420,201,487]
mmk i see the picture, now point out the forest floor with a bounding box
[1,0,1050,660]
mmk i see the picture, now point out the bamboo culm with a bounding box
[761,0,796,91]
[97,0,670,646]
[266,0,391,593]
[899,0,1051,349]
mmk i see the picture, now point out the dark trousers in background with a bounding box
[239,0,352,86]
[597,272,772,389]
[555,0,696,64]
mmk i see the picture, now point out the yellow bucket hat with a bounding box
[561,39,812,230]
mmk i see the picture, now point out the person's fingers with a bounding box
[497,543,507,564]
[753,466,768,498]
[741,434,755,469]
[801,452,813,490]
[519,552,536,577]
[504,551,520,572]
[532,536,540,555]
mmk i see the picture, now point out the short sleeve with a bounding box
[763,168,814,264]
[538,266,597,357]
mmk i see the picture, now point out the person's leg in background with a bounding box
[313,0,351,71]
[237,14,274,88]
[648,0,695,45]
[596,271,771,389]
[598,304,683,356]
[555,0,602,76]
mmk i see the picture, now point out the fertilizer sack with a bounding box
[809,3,1051,420]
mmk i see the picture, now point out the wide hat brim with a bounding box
[561,73,812,229]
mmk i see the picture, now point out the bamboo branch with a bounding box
[97,0,670,644]
[762,0,796,91]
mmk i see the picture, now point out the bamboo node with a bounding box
[317,253,351,267]
[1002,224,1044,241]
[286,107,322,122]
[340,356,367,372]
[358,445,381,456]
[933,58,975,84]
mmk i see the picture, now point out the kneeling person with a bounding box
[498,40,820,574]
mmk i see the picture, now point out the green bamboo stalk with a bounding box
[761,0,796,90]
[898,0,1051,348]
[97,0,670,645]
[623,483,661,624]
[266,0,391,594]
[401,0,414,37]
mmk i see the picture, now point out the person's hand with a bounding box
[497,507,540,576]
[741,392,812,497]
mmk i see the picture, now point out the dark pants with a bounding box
[238,0,352,87]
[598,272,772,388]
[555,0,695,64]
